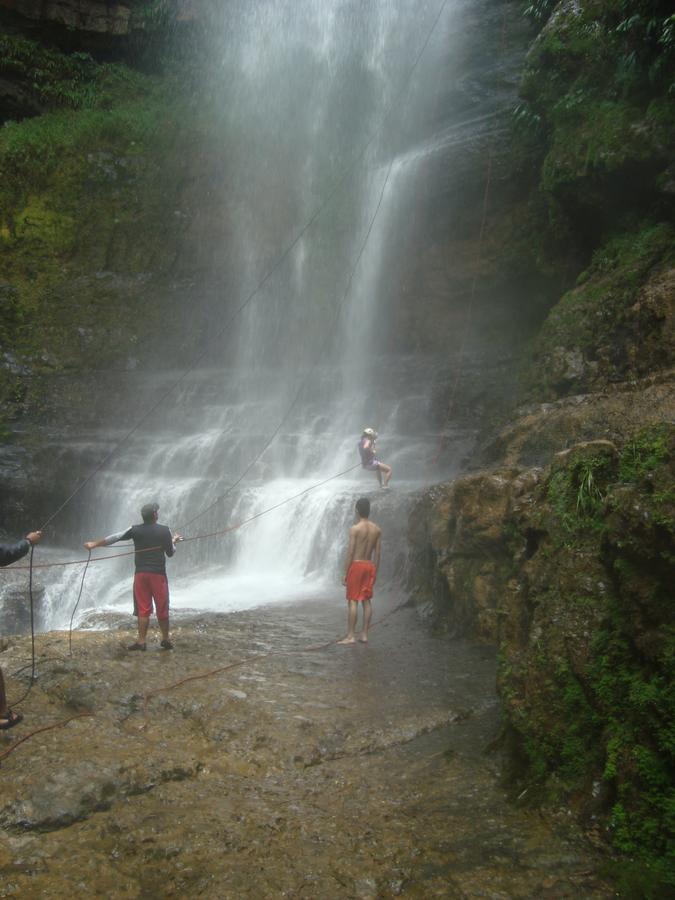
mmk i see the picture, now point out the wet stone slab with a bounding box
[0,591,614,897]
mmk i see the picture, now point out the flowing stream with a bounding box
[4,0,524,628]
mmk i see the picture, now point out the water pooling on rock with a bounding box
[0,594,613,897]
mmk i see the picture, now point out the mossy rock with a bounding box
[519,222,674,401]
[495,426,675,887]
[513,0,675,263]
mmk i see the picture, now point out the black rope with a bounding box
[178,0,451,532]
[33,0,451,656]
[10,544,37,708]
[69,550,92,656]
[38,0,451,535]
[179,150,399,531]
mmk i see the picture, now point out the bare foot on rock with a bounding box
[337,636,356,645]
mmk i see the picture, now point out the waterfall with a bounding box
[10,0,522,629]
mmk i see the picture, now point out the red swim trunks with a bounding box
[133,572,169,620]
[345,560,376,602]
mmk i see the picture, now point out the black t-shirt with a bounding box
[117,523,175,574]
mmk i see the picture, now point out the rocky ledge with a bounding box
[408,425,674,885]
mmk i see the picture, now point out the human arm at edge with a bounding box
[0,532,41,568]
[84,528,131,551]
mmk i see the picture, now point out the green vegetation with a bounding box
[512,1,674,277]
[522,0,557,25]
[522,221,674,399]
[500,425,675,890]
[0,34,148,112]
[546,447,615,535]
[618,424,670,482]
[0,91,175,231]
[590,609,675,890]
[0,31,196,424]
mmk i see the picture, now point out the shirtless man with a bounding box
[338,497,381,645]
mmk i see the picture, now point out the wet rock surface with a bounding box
[0,592,612,897]
[409,426,674,883]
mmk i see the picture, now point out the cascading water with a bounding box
[14,0,522,629]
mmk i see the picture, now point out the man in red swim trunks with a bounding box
[338,497,381,645]
[84,502,181,651]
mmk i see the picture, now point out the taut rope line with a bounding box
[178,0,450,532]
[38,0,451,535]
[179,141,399,531]
[2,461,363,573]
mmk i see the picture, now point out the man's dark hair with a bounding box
[355,497,370,518]
[141,502,159,523]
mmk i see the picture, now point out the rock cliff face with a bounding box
[1,1,132,35]
[409,429,674,887]
[407,0,675,888]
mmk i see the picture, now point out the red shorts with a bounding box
[133,572,169,620]
[345,560,376,602]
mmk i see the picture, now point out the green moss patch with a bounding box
[511,1,674,276]
[520,221,674,400]
[0,30,199,424]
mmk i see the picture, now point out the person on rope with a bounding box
[84,502,181,652]
[0,529,42,729]
[358,428,392,488]
[339,497,381,645]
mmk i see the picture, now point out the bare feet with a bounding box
[337,636,356,644]
[358,635,368,643]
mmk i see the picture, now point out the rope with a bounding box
[38,0,451,535]
[69,550,92,656]
[179,149,398,531]
[141,590,408,726]
[434,5,510,463]
[177,0,449,532]
[0,713,93,764]
[9,545,37,709]
[2,461,363,573]
[1,592,410,761]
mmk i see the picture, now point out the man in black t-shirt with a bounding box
[85,503,181,652]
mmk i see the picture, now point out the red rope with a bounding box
[0,712,93,763]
